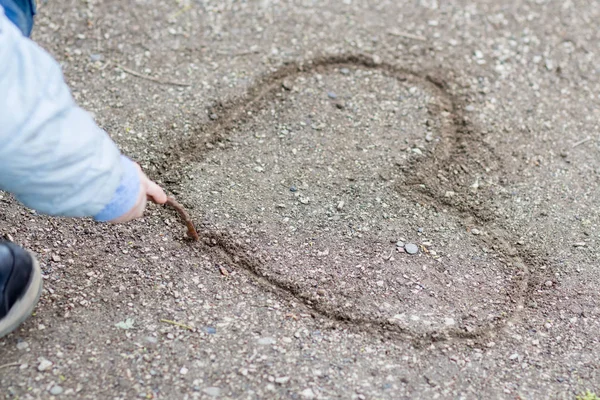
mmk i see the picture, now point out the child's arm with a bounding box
[0,8,166,221]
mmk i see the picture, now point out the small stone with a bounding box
[444,318,455,326]
[51,254,61,262]
[411,147,423,155]
[16,341,29,350]
[282,80,293,90]
[372,55,382,65]
[204,326,217,335]
[254,166,265,173]
[202,387,221,397]
[145,336,158,344]
[90,53,103,62]
[340,68,350,75]
[425,133,434,142]
[209,113,218,120]
[290,186,297,192]
[545,280,554,288]
[396,241,405,248]
[300,388,315,399]
[180,367,188,375]
[258,337,276,345]
[573,242,586,247]
[327,92,337,99]
[299,197,310,205]
[337,201,345,210]
[471,228,481,235]
[417,228,424,233]
[445,191,456,198]
[405,243,419,255]
[38,358,53,372]
[509,353,519,360]
[275,376,290,384]
[50,386,64,395]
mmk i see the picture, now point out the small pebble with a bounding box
[471,228,481,235]
[258,337,276,345]
[405,243,419,255]
[327,92,337,99]
[145,336,158,344]
[340,68,350,75]
[16,341,29,351]
[300,388,316,399]
[50,386,64,395]
[38,359,53,372]
[545,280,554,288]
[90,53,103,62]
[202,387,221,397]
[290,186,297,192]
[396,241,405,248]
[204,326,217,334]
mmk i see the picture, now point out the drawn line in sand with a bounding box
[159,54,535,344]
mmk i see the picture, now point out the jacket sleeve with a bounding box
[0,7,140,220]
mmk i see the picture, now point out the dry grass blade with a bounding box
[116,64,191,87]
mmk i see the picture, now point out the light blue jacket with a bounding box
[0,6,140,221]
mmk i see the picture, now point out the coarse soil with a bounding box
[1,0,600,399]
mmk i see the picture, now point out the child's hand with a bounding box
[109,164,168,223]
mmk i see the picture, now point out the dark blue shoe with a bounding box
[0,241,42,338]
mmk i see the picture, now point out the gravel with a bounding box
[2,0,600,399]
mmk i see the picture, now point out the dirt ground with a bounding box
[2,0,600,398]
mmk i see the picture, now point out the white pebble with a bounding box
[37,358,53,372]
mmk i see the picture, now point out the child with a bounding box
[0,1,167,337]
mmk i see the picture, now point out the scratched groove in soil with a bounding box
[158,55,533,342]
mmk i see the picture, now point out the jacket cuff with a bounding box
[93,156,140,222]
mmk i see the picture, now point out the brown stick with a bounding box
[165,197,199,241]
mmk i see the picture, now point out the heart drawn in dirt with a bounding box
[161,55,529,342]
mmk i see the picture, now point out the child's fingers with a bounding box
[145,179,168,204]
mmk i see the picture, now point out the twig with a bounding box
[0,362,19,370]
[165,197,199,241]
[115,64,191,87]
[387,29,427,42]
[216,49,260,57]
[572,137,593,148]
[160,319,194,331]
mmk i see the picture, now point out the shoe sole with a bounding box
[0,253,43,339]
